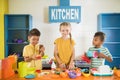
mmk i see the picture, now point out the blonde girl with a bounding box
[54,22,75,69]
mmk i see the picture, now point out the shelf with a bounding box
[100,27,120,30]
[8,28,29,30]
[113,56,120,58]
[98,13,120,68]
[104,42,120,44]
[4,14,32,57]
[7,42,28,45]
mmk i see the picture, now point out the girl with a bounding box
[54,22,75,69]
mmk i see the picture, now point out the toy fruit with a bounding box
[76,72,81,76]
[36,69,41,73]
[68,71,77,79]
[36,55,41,59]
[55,71,60,75]
[75,68,81,72]
[60,72,68,78]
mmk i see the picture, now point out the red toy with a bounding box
[81,54,91,63]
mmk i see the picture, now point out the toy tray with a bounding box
[92,70,113,76]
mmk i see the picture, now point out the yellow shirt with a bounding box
[54,37,75,64]
[23,44,42,70]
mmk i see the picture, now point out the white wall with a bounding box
[9,0,120,58]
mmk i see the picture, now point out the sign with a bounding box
[49,0,81,23]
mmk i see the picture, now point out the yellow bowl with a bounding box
[82,72,90,77]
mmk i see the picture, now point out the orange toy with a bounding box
[2,57,15,79]
[0,60,1,79]
[60,72,68,78]
[114,70,120,77]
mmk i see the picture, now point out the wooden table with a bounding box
[2,71,120,80]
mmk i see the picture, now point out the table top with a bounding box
[2,70,120,80]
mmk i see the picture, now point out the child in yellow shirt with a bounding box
[54,22,75,69]
[23,28,45,70]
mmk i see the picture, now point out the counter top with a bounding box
[2,70,120,80]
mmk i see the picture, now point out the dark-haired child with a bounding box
[23,28,45,70]
[87,32,113,68]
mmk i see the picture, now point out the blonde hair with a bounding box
[60,22,72,44]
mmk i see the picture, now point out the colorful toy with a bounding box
[18,61,36,77]
[82,68,90,77]
[68,71,77,79]
[114,70,120,77]
[60,72,68,78]
[35,69,41,73]
[91,65,113,76]
[24,74,35,79]
[81,54,91,63]
[86,50,99,58]
[12,38,24,43]
[36,55,41,59]
[75,68,81,76]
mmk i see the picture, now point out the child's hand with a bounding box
[39,45,45,57]
[98,53,106,58]
[40,46,45,52]
[59,63,66,69]
[68,62,74,69]
[31,54,37,60]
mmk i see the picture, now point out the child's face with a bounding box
[92,36,103,47]
[60,26,71,38]
[28,36,39,46]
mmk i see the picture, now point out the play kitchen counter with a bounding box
[2,70,120,80]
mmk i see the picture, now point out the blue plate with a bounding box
[24,74,35,79]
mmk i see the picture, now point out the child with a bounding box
[23,28,45,70]
[87,32,113,68]
[54,22,75,69]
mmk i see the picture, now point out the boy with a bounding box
[87,32,113,68]
[23,28,45,70]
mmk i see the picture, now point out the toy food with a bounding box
[75,68,81,76]
[68,71,77,79]
[36,69,41,73]
[36,55,41,59]
[60,72,68,78]
[81,54,91,63]
[86,51,98,58]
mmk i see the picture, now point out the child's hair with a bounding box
[94,32,105,41]
[59,22,72,43]
[28,28,41,36]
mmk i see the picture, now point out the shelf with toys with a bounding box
[4,14,32,57]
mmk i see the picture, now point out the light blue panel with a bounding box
[98,13,120,68]
[105,57,120,68]
[49,6,81,23]
[102,29,120,42]
[103,43,120,56]
[98,13,120,28]
[59,0,70,6]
